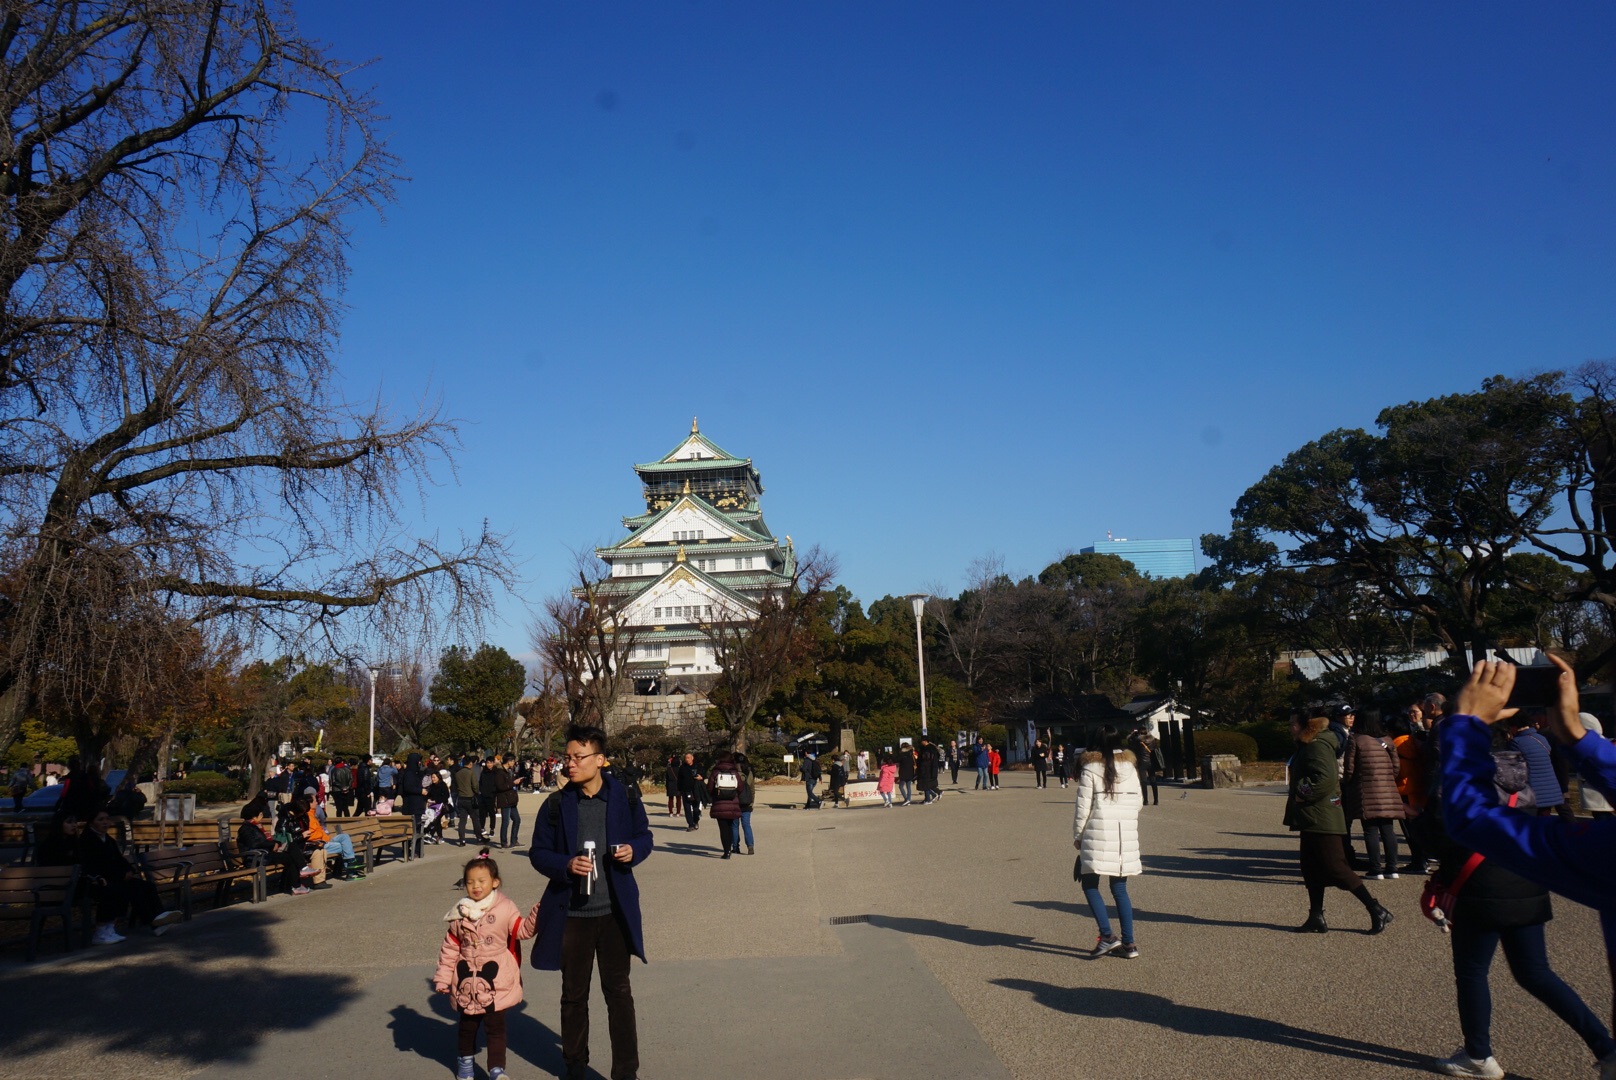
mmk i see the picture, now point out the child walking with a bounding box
[877,754,897,808]
[434,850,540,1080]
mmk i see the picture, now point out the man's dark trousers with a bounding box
[561,913,639,1080]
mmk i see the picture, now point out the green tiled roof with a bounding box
[633,457,753,474]
[599,496,774,551]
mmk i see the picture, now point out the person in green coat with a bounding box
[1285,715,1394,934]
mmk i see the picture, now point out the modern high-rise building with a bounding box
[589,420,795,695]
[1080,536,1196,579]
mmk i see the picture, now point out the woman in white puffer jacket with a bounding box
[1073,725,1144,959]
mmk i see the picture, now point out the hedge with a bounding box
[1192,730,1259,764]
[1236,721,1294,762]
[163,776,244,803]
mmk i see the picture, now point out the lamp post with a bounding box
[905,594,930,737]
[368,667,379,761]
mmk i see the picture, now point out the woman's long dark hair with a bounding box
[1098,724,1123,797]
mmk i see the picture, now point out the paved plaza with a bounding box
[3,772,1608,1080]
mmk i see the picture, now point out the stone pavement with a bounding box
[3,774,1610,1080]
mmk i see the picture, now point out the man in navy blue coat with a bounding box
[530,724,653,1080]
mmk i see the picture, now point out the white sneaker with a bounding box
[1437,1050,1504,1079]
[1387,872,1400,880]
[151,909,183,928]
[91,925,126,945]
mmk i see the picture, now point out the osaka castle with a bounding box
[591,420,795,696]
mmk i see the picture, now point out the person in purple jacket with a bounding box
[1443,655,1616,1079]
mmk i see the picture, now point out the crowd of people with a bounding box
[1275,666,1616,1080]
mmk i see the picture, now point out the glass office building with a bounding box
[1080,537,1196,579]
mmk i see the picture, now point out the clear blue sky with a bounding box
[300,3,1616,658]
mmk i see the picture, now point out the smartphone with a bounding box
[1494,651,1559,709]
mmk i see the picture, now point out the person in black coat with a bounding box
[677,753,705,829]
[79,808,181,941]
[664,756,682,818]
[236,797,304,894]
[917,737,942,803]
[399,752,428,857]
[896,745,916,806]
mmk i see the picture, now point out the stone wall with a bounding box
[606,693,713,736]
[1200,753,1243,789]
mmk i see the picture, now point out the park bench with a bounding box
[0,864,86,960]
[0,821,34,866]
[122,819,228,852]
[139,843,264,918]
[327,815,414,873]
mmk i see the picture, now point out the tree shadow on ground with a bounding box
[1012,899,1296,933]
[869,915,1085,958]
[1,909,359,1068]
[389,994,564,1078]
[993,979,1432,1072]
[1141,847,1298,886]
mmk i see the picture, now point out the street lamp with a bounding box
[905,594,930,737]
[368,666,380,760]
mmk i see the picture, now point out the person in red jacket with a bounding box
[989,746,1002,790]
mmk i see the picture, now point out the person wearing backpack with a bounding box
[330,759,355,817]
[707,751,744,858]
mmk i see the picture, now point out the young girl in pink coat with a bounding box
[877,754,898,808]
[434,849,540,1080]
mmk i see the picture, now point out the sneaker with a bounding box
[456,1054,476,1080]
[291,885,311,895]
[1090,934,1121,958]
[1120,942,1139,959]
[299,866,317,877]
[151,909,183,928]
[90,924,126,945]
[1437,1050,1504,1079]
[1386,872,1400,880]
[1365,873,1383,880]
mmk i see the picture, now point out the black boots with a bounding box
[1369,903,1395,934]
[1297,911,1328,934]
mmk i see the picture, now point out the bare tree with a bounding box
[533,559,640,728]
[516,663,568,757]
[0,3,512,749]
[927,553,1011,695]
[374,655,434,752]
[702,547,837,751]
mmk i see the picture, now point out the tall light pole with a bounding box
[906,594,930,737]
[368,667,379,760]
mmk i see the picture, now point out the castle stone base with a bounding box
[607,693,713,736]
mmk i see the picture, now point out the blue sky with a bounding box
[299,3,1616,658]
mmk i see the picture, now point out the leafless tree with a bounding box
[374,654,434,752]
[927,553,1011,695]
[533,558,640,728]
[702,547,837,751]
[516,663,568,756]
[0,2,512,749]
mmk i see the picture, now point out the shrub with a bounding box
[164,776,243,803]
[1236,721,1294,761]
[1192,729,1259,764]
[746,741,786,779]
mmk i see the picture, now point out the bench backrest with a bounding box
[140,844,215,881]
[0,864,77,904]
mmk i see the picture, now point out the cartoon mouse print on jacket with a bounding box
[434,892,541,1014]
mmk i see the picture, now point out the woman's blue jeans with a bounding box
[1080,872,1134,943]
[1450,920,1615,1060]
[323,833,356,862]
[737,810,753,848]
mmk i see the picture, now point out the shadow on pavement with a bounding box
[993,980,1432,1071]
[1141,847,1298,885]
[3,911,359,1068]
[389,994,564,1077]
[870,915,1085,958]
[1013,899,1296,933]
[655,840,724,859]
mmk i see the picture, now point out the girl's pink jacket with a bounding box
[877,763,897,794]
[434,894,540,1014]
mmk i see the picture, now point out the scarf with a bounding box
[444,888,500,924]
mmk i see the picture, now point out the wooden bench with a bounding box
[328,815,414,873]
[0,821,34,866]
[123,819,228,852]
[139,843,264,918]
[0,865,86,960]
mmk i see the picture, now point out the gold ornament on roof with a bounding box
[691,416,699,434]
[676,545,687,563]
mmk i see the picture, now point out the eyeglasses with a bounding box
[564,753,601,764]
